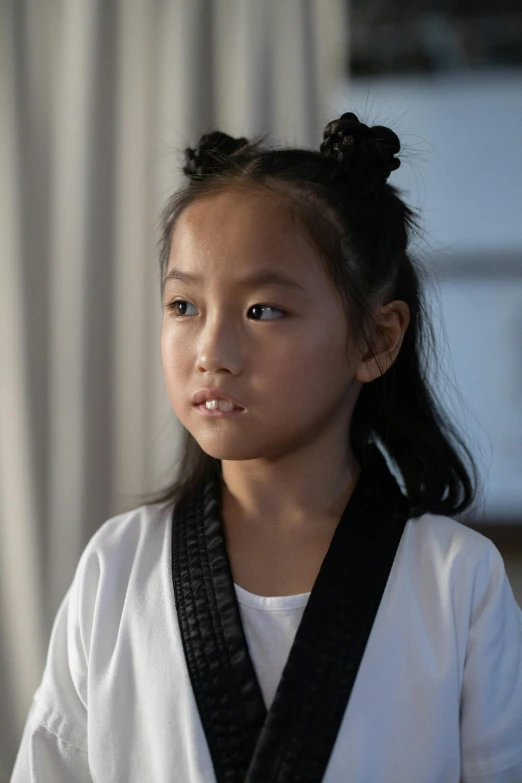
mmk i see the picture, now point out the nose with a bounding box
[195,317,243,376]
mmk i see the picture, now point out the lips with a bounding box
[191,388,245,409]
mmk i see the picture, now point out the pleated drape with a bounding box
[0,0,348,775]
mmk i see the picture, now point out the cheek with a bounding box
[160,326,189,395]
[161,320,189,359]
[160,328,173,378]
[266,329,348,406]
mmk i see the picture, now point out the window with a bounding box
[349,0,522,75]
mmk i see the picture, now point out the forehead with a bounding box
[167,188,326,283]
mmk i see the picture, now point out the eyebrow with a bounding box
[163,267,307,293]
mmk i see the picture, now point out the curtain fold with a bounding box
[0,0,347,776]
[0,3,47,769]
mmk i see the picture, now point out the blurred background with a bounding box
[1,0,521,778]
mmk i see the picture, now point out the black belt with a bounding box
[171,442,412,782]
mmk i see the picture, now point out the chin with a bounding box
[187,432,262,462]
[200,443,259,461]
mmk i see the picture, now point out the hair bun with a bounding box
[320,112,401,188]
[183,130,250,181]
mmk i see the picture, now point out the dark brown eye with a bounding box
[248,305,285,320]
[166,300,197,316]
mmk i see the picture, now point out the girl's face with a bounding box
[161,187,365,462]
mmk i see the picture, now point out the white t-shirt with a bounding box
[10,502,522,782]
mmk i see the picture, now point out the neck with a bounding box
[220,451,361,536]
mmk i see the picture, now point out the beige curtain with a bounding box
[0,0,348,776]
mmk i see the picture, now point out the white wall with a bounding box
[333,71,522,521]
[335,71,522,254]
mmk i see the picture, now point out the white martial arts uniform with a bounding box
[10,502,522,782]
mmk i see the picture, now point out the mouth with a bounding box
[193,402,246,417]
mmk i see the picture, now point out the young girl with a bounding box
[11,113,522,782]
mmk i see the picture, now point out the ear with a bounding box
[355,301,410,383]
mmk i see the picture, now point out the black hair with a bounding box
[137,112,482,521]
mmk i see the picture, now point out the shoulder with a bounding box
[80,501,174,569]
[70,502,175,630]
[400,512,513,615]
[403,511,502,570]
